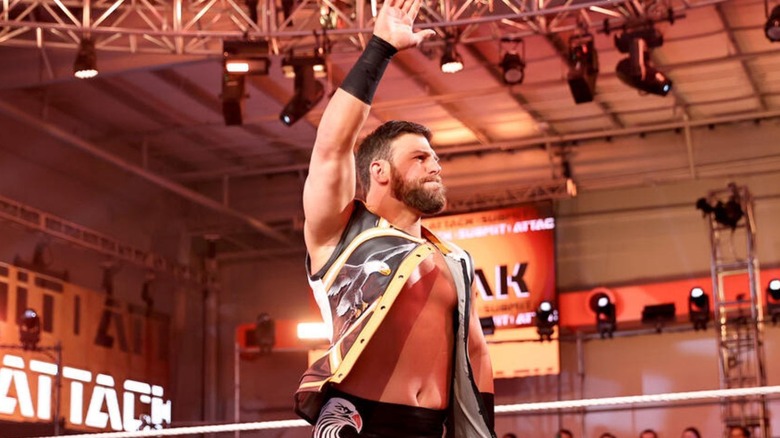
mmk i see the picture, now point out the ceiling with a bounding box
[1,0,779,267]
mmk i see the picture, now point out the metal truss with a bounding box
[0,0,726,56]
[445,179,572,213]
[0,193,198,282]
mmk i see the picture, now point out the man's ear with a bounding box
[371,160,390,185]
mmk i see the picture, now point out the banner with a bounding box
[424,203,556,329]
[424,203,559,377]
[0,262,171,432]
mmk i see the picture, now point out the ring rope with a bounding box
[495,384,780,413]
[34,385,780,438]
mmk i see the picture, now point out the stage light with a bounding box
[535,300,558,341]
[223,40,270,75]
[567,33,599,103]
[562,159,577,197]
[254,312,275,355]
[221,72,246,126]
[500,52,525,85]
[297,322,330,341]
[766,4,780,42]
[440,41,463,74]
[19,308,41,350]
[641,303,676,333]
[768,278,780,300]
[590,292,616,338]
[695,192,744,229]
[73,38,98,79]
[479,316,496,335]
[615,57,671,96]
[281,54,327,79]
[498,36,525,85]
[688,286,711,330]
[614,27,671,96]
[319,4,338,29]
[767,278,780,324]
[219,40,270,126]
[280,63,324,126]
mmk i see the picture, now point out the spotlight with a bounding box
[695,190,744,229]
[19,308,41,350]
[479,316,496,336]
[567,33,599,103]
[73,38,98,79]
[590,292,616,338]
[768,278,780,300]
[296,322,330,342]
[499,37,525,85]
[500,53,525,84]
[614,27,671,96]
[562,159,577,197]
[766,4,780,42]
[279,63,324,126]
[767,278,780,324]
[615,59,672,96]
[221,72,246,126]
[254,312,275,355]
[223,40,270,75]
[535,300,558,341]
[281,54,327,79]
[688,286,711,331]
[219,40,270,126]
[641,303,676,333]
[440,41,464,74]
[319,4,337,29]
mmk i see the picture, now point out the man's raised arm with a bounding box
[302,0,434,271]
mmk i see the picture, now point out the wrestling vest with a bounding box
[294,201,495,438]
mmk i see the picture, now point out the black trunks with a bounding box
[313,388,447,438]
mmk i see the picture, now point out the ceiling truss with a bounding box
[0,0,727,54]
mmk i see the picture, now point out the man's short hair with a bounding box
[355,120,432,196]
[683,427,701,438]
[557,428,573,438]
[640,429,658,438]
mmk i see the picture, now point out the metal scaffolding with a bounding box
[0,0,727,55]
[0,193,198,281]
[700,183,769,438]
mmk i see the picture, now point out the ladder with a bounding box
[700,183,768,438]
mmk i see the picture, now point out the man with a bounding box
[293,0,495,436]
[640,429,659,438]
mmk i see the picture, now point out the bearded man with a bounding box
[294,0,495,436]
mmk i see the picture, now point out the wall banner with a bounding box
[0,262,172,432]
[424,203,559,377]
[424,203,556,329]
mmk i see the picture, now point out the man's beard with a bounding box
[390,165,447,215]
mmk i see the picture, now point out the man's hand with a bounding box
[373,0,435,50]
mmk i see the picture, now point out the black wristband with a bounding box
[340,35,398,104]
